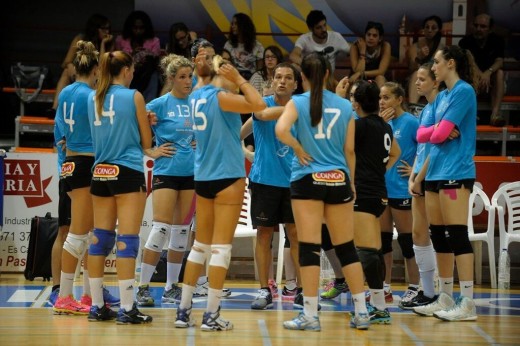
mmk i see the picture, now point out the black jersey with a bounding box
[354,114,393,199]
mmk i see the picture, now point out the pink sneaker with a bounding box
[80,294,92,307]
[268,279,279,299]
[53,295,90,315]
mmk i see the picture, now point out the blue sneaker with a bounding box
[49,287,59,306]
[366,302,391,324]
[103,287,120,306]
[116,303,153,324]
[175,306,195,328]
[88,304,117,322]
[283,312,321,331]
[200,307,233,331]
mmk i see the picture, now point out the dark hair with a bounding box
[274,62,301,93]
[365,21,384,36]
[301,53,327,126]
[73,40,99,76]
[439,45,476,88]
[84,14,110,49]
[190,38,213,59]
[259,45,284,80]
[167,22,192,58]
[353,80,380,114]
[306,10,326,29]
[95,51,133,116]
[419,61,446,92]
[229,13,257,52]
[121,10,156,41]
[422,15,443,61]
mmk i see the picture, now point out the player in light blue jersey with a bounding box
[276,52,369,331]
[378,82,421,305]
[53,41,102,315]
[241,62,302,309]
[87,50,153,324]
[136,54,196,307]
[402,62,444,310]
[175,54,265,331]
[414,46,478,322]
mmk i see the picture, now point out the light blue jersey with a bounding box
[55,82,94,154]
[147,93,194,176]
[189,85,245,181]
[53,119,66,174]
[87,85,144,172]
[427,80,476,180]
[290,90,353,182]
[249,95,293,187]
[385,112,418,198]
[413,102,435,175]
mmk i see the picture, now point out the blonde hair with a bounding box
[95,51,133,116]
[160,53,194,79]
[73,40,99,76]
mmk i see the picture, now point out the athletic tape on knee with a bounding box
[116,234,140,258]
[357,247,384,289]
[209,244,232,269]
[446,225,473,256]
[334,240,359,267]
[381,231,394,254]
[144,221,171,252]
[63,233,89,259]
[298,242,321,267]
[187,240,210,265]
[430,224,452,253]
[169,225,190,252]
[397,233,415,259]
[89,228,116,256]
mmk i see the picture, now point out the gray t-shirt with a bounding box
[294,31,350,70]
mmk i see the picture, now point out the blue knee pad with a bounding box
[430,224,452,253]
[89,228,116,256]
[116,234,140,258]
[446,225,473,256]
[397,233,415,259]
[381,231,394,254]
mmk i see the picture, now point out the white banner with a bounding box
[0,152,154,273]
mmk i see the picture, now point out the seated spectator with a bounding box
[116,10,162,102]
[166,22,197,59]
[289,10,350,71]
[406,15,444,104]
[224,13,265,79]
[249,45,284,96]
[349,21,391,88]
[50,13,114,114]
[459,13,505,126]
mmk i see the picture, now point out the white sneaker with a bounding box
[399,287,419,305]
[413,292,455,317]
[193,280,209,297]
[433,296,477,321]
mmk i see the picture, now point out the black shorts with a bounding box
[425,179,475,193]
[195,178,241,199]
[354,198,388,217]
[90,163,146,197]
[249,182,294,227]
[388,198,412,210]
[152,175,195,191]
[58,179,71,227]
[60,156,95,192]
[290,170,353,204]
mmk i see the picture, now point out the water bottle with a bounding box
[320,249,334,288]
[498,248,510,290]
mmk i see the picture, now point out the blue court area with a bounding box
[0,284,519,316]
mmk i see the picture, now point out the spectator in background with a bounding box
[50,14,114,114]
[289,10,350,71]
[349,21,391,88]
[406,15,444,104]
[224,12,265,79]
[116,10,162,102]
[166,22,197,59]
[249,45,284,96]
[459,13,505,126]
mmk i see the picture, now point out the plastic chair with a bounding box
[468,186,497,288]
[492,181,520,257]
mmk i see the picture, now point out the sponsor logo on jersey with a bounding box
[312,170,345,183]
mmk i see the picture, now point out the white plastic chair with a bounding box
[468,185,497,288]
[492,181,520,257]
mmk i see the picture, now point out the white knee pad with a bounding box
[168,225,189,252]
[144,222,171,252]
[187,240,211,265]
[209,244,233,269]
[63,233,90,259]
